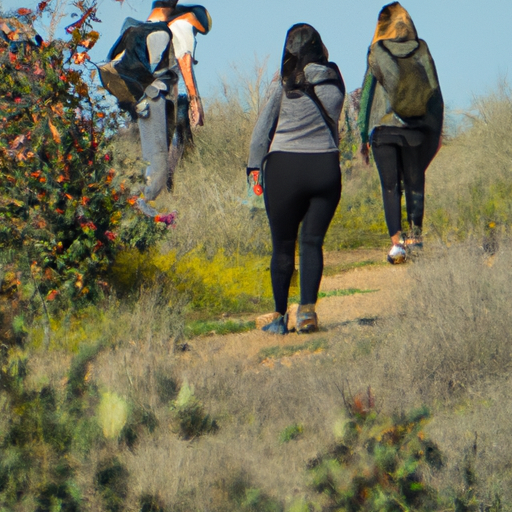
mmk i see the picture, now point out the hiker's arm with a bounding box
[172,19,204,127]
[247,81,282,171]
[177,53,203,127]
[357,64,376,164]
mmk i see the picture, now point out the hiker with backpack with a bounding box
[357,2,443,264]
[99,0,211,219]
[247,24,345,334]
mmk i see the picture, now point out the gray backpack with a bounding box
[370,39,438,119]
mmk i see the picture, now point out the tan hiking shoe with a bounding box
[296,304,318,334]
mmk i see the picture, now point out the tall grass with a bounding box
[426,81,512,243]
[4,74,512,510]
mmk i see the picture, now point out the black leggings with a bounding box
[264,151,341,315]
[371,127,438,237]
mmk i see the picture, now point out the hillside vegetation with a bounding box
[2,6,512,509]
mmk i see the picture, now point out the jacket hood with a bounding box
[381,39,419,58]
[371,2,417,45]
[281,24,328,93]
[303,63,339,85]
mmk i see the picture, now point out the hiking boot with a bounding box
[261,313,289,335]
[256,312,281,330]
[296,304,318,334]
[405,226,423,250]
[405,236,423,250]
[387,243,407,265]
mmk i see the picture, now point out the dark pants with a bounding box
[371,127,439,237]
[264,151,341,315]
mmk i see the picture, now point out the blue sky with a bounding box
[2,0,511,111]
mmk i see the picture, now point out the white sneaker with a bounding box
[387,244,407,264]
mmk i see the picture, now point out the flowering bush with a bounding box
[0,2,163,310]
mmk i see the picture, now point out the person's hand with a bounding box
[189,96,204,127]
[359,142,370,165]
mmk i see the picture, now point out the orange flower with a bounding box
[127,196,138,206]
[81,196,90,205]
[17,8,32,15]
[65,193,73,200]
[56,208,64,214]
[106,168,115,183]
[47,289,59,301]
[72,52,90,65]
[48,119,61,143]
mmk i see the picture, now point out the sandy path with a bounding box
[184,249,410,366]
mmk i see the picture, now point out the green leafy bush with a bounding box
[306,390,443,511]
[170,381,218,439]
[0,4,164,313]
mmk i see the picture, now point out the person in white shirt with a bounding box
[100,0,211,219]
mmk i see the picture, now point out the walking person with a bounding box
[247,24,345,334]
[357,2,443,264]
[99,0,211,218]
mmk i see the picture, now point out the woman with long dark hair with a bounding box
[358,2,443,264]
[247,24,345,334]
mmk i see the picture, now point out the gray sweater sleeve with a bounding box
[247,81,282,170]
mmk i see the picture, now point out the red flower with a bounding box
[81,221,97,231]
[105,231,116,241]
[47,289,59,301]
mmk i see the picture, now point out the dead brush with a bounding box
[426,80,512,243]
[370,240,512,404]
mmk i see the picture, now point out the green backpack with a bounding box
[370,39,439,119]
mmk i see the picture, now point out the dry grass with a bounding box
[426,81,512,243]
[7,78,512,510]
[18,238,512,510]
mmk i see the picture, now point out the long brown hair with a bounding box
[281,24,327,95]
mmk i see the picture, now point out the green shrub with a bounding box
[170,381,218,439]
[223,473,284,512]
[306,391,443,511]
[279,424,303,444]
[95,457,129,512]
[0,4,166,317]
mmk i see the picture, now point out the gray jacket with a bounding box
[247,63,345,169]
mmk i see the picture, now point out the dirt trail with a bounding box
[182,248,410,368]
[318,249,406,327]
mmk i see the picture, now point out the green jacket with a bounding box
[357,38,443,144]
